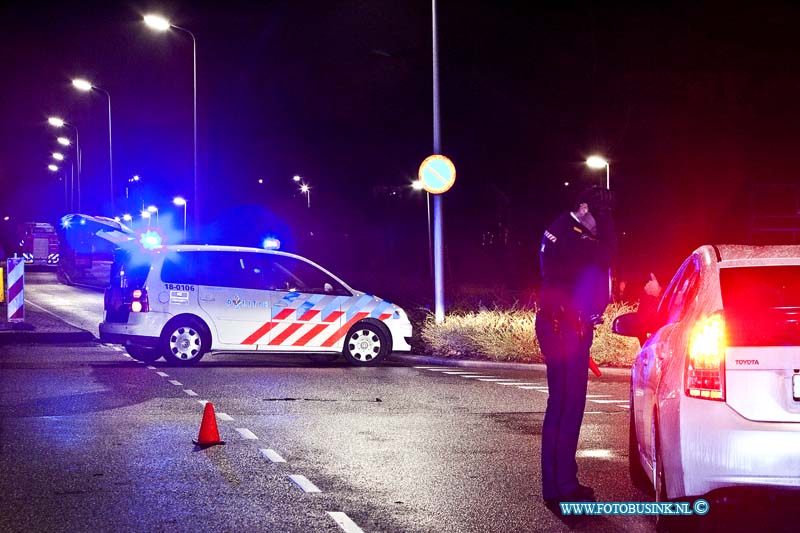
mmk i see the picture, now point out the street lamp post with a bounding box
[586,155,610,190]
[73,78,114,213]
[144,14,198,237]
[173,197,187,241]
[299,183,311,208]
[147,205,159,227]
[48,117,80,212]
[48,164,68,212]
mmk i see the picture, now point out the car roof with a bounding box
[701,244,800,265]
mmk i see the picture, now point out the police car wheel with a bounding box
[161,318,209,365]
[343,322,388,366]
[127,345,161,363]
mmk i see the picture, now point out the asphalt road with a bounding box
[1,272,658,532]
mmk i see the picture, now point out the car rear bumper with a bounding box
[99,312,168,347]
[678,397,800,497]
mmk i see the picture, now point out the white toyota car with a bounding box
[613,244,800,501]
[99,245,413,366]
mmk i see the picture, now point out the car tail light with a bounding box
[131,288,149,313]
[685,313,726,400]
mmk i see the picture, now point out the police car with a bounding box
[99,245,413,366]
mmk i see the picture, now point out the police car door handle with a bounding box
[273,301,288,308]
[200,296,215,302]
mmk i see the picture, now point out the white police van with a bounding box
[99,245,413,366]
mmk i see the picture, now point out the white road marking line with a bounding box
[459,374,492,378]
[123,354,132,358]
[112,346,123,352]
[168,380,183,386]
[327,512,364,533]
[424,368,459,372]
[413,366,449,369]
[584,411,606,414]
[216,412,234,421]
[260,448,286,463]
[183,390,199,397]
[235,428,259,440]
[497,382,538,386]
[618,405,630,409]
[477,378,518,382]
[198,400,209,406]
[517,386,543,390]
[289,474,321,493]
[156,371,169,377]
[135,360,145,364]
[589,399,630,404]
[146,366,156,370]
[586,394,612,398]
[442,371,481,374]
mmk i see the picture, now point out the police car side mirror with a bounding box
[324,282,333,293]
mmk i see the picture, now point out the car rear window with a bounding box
[721,265,800,346]
[720,265,800,309]
[111,248,153,289]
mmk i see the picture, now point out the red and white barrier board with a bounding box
[7,257,24,322]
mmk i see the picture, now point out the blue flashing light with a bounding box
[140,230,163,250]
[79,218,86,225]
[61,219,71,229]
[262,237,281,250]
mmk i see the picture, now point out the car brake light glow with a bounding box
[130,288,149,313]
[686,313,726,400]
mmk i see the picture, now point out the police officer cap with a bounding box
[574,185,615,214]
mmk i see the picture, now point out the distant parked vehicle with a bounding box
[16,222,59,268]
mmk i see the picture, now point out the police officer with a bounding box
[537,186,615,505]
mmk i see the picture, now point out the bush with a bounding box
[418,302,640,367]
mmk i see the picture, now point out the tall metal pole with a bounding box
[432,0,445,323]
[172,26,199,240]
[606,163,610,190]
[94,87,114,214]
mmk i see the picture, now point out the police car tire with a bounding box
[127,345,161,363]
[342,322,389,366]
[161,317,209,366]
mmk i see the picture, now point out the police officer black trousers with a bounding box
[536,312,592,501]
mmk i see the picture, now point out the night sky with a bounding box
[3,1,800,303]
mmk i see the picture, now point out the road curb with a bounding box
[0,329,95,345]
[390,353,631,377]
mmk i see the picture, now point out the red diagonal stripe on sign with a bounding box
[7,281,23,303]
[321,312,369,348]
[292,324,329,346]
[322,310,343,323]
[273,308,294,321]
[298,309,320,322]
[242,321,277,345]
[270,323,304,345]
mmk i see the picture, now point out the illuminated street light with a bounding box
[72,77,114,212]
[57,137,71,146]
[293,175,302,182]
[143,14,171,31]
[48,164,59,172]
[299,183,311,208]
[52,152,64,161]
[147,205,159,227]
[71,78,92,92]
[48,117,80,211]
[586,155,610,190]
[173,197,187,241]
[411,180,424,190]
[145,13,199,235]
[122,213,132,222]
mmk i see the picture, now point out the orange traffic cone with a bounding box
[193,402,226,447]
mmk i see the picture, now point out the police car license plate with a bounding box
[794,374,800,401]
